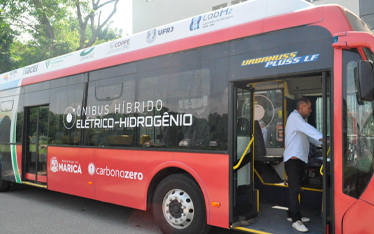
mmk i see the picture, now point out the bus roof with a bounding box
[0,0,320,91]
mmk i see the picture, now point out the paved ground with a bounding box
[0,184,237,234]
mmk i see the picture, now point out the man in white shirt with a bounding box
[284,97,323,232]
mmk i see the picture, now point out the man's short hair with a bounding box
[296,97,310,110]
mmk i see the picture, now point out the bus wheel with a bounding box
[0,165,10,192]
[152,174,210,234]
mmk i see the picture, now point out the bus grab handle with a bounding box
[320,147,330,176]
[233,135,254,170]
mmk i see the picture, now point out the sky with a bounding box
[101,0,133,37]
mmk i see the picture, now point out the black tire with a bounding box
[0,163,10,192]
[152,174,211,234]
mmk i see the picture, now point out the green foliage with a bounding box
[97,23,123,44]
[1,0,123,71]
[0,19,15,73]
[11,16,81,68]
[0,1,18,73]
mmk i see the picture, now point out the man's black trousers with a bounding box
[285,158,306,222]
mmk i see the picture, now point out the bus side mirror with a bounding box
[355,60,374,103]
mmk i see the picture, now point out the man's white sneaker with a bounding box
[292,221,309,232]
[288,217,310,222]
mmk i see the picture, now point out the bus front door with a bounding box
[231,84,258,224]
[23,106,49,184]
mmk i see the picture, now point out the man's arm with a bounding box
[294,116,323,144]
[308,136,323,146]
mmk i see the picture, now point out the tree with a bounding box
[0,1,17,73]
[4,0,122,69]
[24,0,122,50]
[0,19,15,73]
[2,0,79,67]
[75,0,120,49]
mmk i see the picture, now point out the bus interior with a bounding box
[234,72,331,234]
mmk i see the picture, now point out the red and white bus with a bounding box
[1,0,374,233]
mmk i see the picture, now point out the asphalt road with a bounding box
[0,184,237,234]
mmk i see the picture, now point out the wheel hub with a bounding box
[169,200,182,218]
[162,189,194,229]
